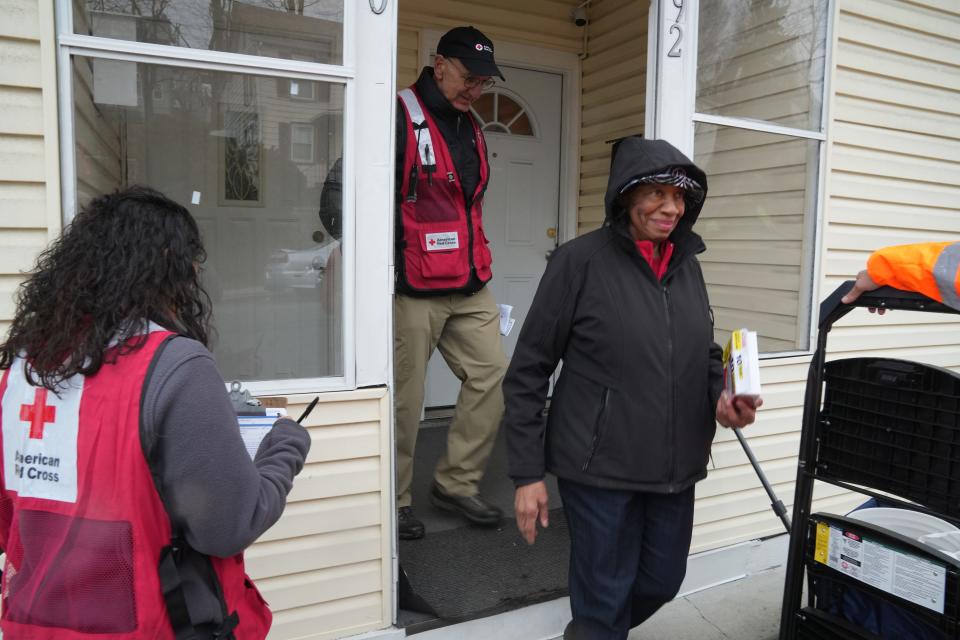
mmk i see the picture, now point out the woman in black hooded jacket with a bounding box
[503,136,761,640]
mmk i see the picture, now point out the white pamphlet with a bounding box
[498,304,516,337]
[238,407,287,460]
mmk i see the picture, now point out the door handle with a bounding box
[545,249,554,261]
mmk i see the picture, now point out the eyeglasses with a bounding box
[443,57,496,91]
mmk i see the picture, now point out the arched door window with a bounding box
[470,90,536,137]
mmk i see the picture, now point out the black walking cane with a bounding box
[734,427,792,533]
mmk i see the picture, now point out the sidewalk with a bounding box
[628,565,785,640]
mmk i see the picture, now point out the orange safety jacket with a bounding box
[866,241,960,310]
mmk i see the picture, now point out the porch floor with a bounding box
[399,417,567,632]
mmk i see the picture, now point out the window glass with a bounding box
[696,0,828,131]
[471,92,535,137]
[291,124,316,163]
[72,56,344,380]
[472,93,494,123]
[694,124,819,353]
[73,1,344,65]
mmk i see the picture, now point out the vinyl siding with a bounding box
[690,0,960,553]
[252,389,393,640]
[577,0,647,235]
[396,0,582,89]
[823,0,960,360]
[0,0,60,339]
[694,1,828,353]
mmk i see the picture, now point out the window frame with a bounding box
[648,0,836,358]
[54,1,395,395]
[290,123,317,163]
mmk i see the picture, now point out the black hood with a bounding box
[603,137,708,241]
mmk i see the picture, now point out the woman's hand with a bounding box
[514,480,550,545]
[715,390,762,429]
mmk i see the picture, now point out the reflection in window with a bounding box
[291,124,316,163]
[695,126,819,353]
[72,56,345,380]
[694,1,828,355]
[696,0,828,130]
[73,0,344,65]
[223,111,261,203]
[470,91,536,137]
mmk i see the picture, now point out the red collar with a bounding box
[635,240,674,280]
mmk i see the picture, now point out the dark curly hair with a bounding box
[0,185,212,390]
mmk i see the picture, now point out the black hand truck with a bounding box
[779,283,960,640]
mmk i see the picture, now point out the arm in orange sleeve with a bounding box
[866,242,956,303]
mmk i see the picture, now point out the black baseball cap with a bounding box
[436,26,505,81]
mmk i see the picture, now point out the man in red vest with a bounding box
[394,26,508,540]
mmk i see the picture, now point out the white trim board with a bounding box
[412,597,570,640]
[341,628,406,640]
[417,29,581,246]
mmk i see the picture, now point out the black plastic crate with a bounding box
[817,358,960,519]
[795,607,883,640]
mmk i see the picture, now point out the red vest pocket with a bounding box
[410,183,460,223]
[474,225,493,281]
[5,510,136,633]
[418,228,469,280]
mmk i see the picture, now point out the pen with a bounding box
[297,396,320,424]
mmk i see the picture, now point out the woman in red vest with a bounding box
[0,186,310,639]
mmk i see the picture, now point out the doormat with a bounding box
[399,508,569,622]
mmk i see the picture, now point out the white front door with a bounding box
[425,65,563,408]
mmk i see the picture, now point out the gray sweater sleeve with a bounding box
[141,337,311,558]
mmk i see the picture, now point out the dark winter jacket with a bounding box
[503,137,724,493]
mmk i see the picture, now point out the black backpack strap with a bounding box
[141,335,239,639]
[159,537,200,640]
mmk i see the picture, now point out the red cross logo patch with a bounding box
[20,388,56,439]
[3,363,82,503]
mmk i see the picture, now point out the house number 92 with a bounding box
[668,0,684,58]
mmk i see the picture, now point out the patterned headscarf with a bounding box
[617,167,705,204]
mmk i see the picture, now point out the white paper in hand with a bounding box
[238,408,287,460]
[497,304,516,337]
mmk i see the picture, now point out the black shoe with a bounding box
[430,483,502,526]
[398,506,425,540]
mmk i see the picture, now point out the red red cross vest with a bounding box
[397,86,493,293]
[0,330,271,639]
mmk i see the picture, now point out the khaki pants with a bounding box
[394,287,507,508]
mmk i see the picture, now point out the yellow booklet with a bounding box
[722,328,761,398]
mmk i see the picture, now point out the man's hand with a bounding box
[841,269,885,314]
[514,480,549,545]
[716,390,762,429]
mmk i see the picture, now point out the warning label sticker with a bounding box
[814,521,947,613]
